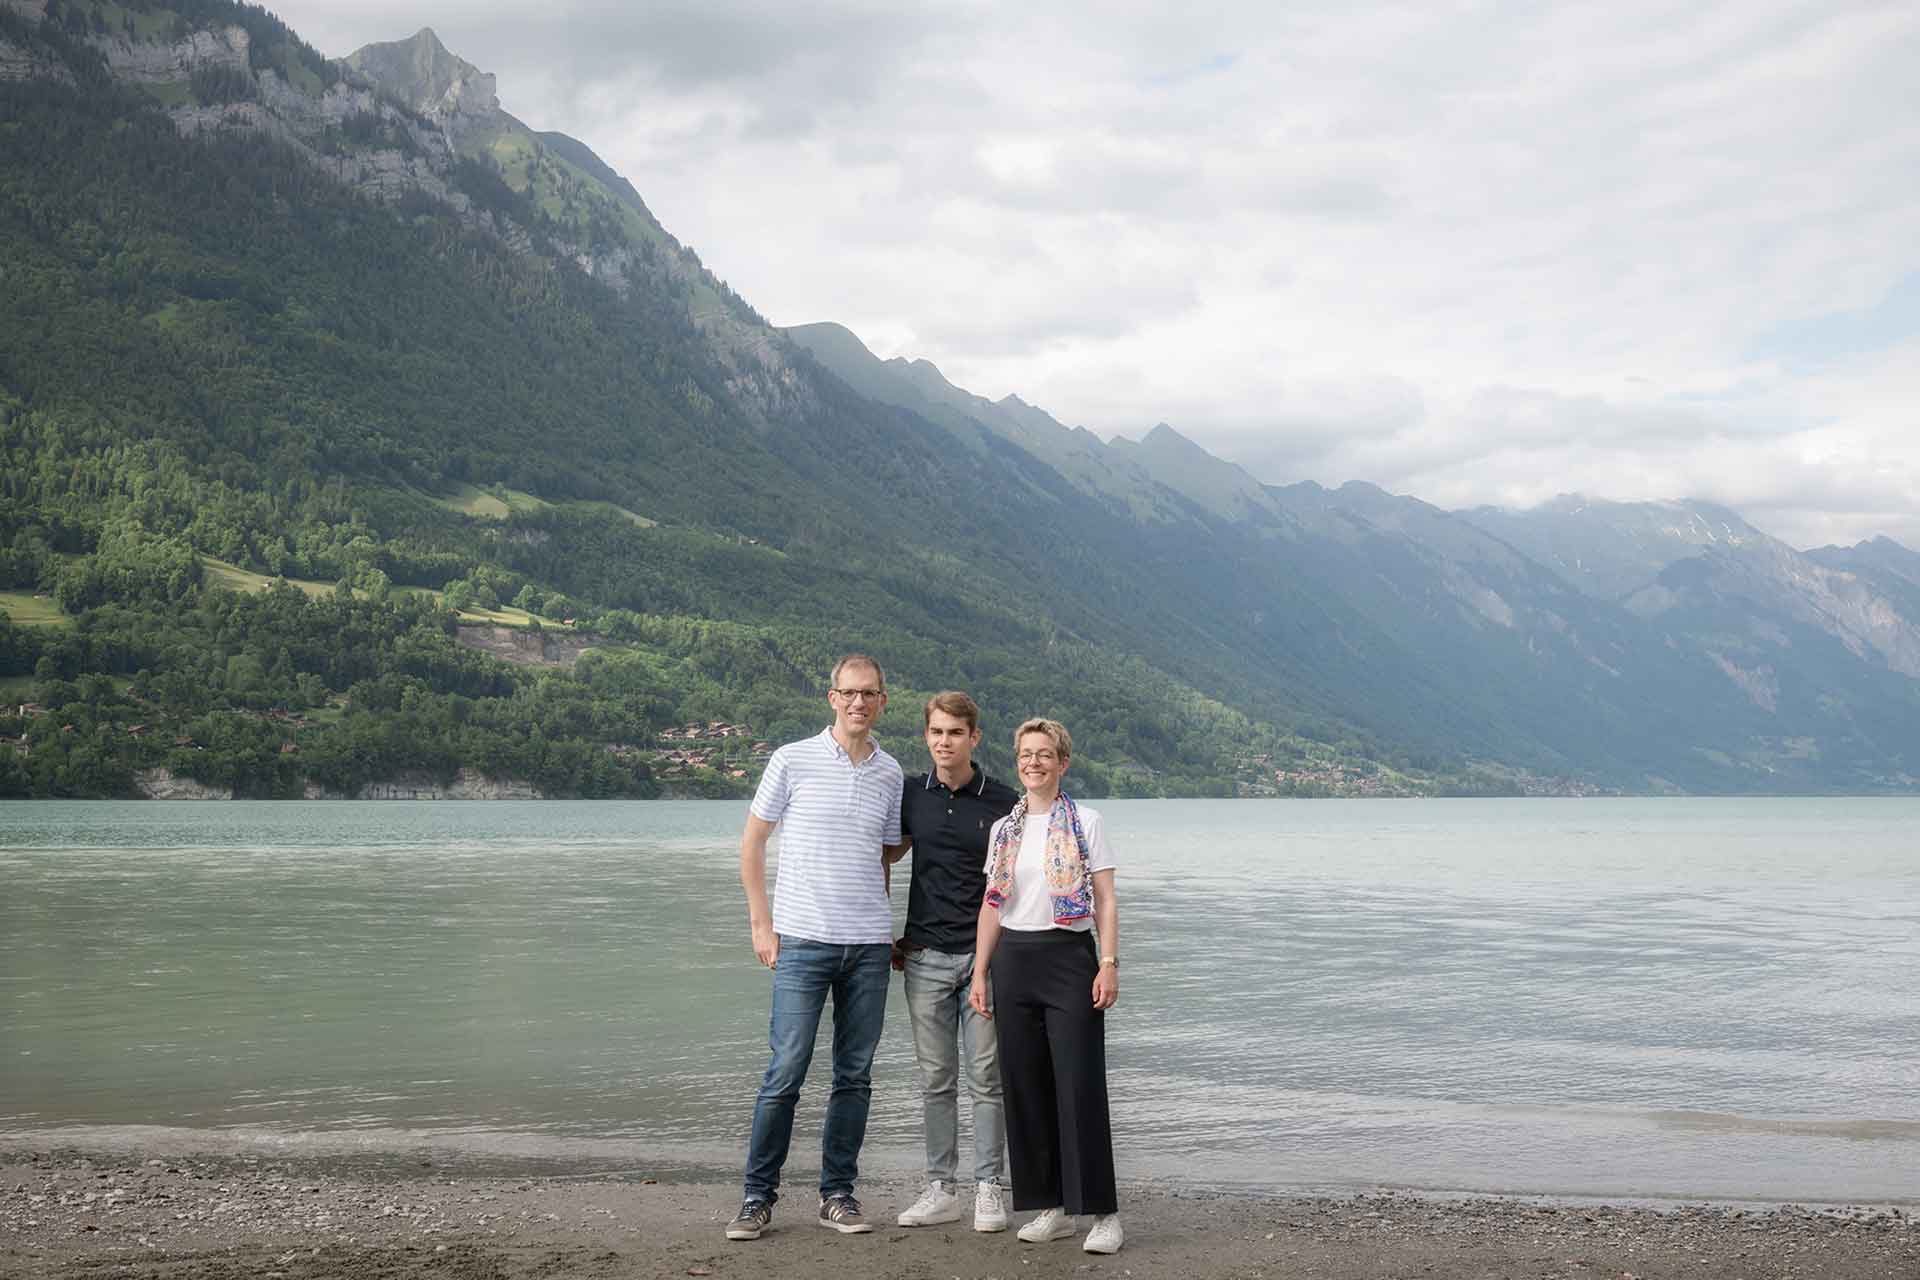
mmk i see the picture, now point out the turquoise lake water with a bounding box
[2,797,1916,1203]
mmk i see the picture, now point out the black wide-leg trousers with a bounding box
[991,927,1117,1215]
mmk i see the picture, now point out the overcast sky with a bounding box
[269,0,1920,549]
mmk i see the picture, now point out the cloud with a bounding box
[263,0,1920,549]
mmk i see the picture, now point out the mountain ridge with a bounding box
[786,319,1920,790]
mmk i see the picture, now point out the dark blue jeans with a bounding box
[742,937,891,1204]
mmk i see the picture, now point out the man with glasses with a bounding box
[887,691,1019,1232]
[727,654,904,1241]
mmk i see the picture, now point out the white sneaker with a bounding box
[1082,1212,1123,1254]
[973,1181,1008,1232]
[1016,1206,1076,1242]
[896,1180,962,1227]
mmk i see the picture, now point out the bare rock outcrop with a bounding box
[134,768,235,800]
[354,769,542,800]
[0,32,70,83]
[454,624,598,668]
[98,23,248,84]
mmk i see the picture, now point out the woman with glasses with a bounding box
[968,717,1122,1255]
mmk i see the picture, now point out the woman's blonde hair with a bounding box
[1013,717,1072,760]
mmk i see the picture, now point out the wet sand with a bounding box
[2,1149,1914,1279]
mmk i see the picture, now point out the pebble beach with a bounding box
[3,1149,1914,1280]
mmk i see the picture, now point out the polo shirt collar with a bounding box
[820,726,880,765]
[923,766,989,795]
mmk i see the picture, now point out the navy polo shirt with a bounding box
[900,765,1020,952]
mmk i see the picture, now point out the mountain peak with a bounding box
[344,27,498,118]
[782,321,875,363]
[1142,421,1200,452]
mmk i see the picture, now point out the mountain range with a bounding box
[3,0,1918,796]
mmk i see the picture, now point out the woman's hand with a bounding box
[969,972,993,1019]
[1092,964,1118,1009]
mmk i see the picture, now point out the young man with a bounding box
[727,654,903,1241]
[887,691,1020,1232]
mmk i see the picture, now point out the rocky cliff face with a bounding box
[134,766,540,799]
[352,769,543,800]
[6,3,812,431]
[331,29,814,425]
[454,623,599,667]
[342,27,496,134]
[1625,538,1920,681]
[99,22,248,82]
[134,767,234,800]
[12,13,485,229]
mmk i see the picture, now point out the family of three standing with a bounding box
[726,654,1124,1255]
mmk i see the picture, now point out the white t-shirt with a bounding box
[985,803,1116,932]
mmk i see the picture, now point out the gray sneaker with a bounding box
[817,1193,874,1234]
[725,1198,772,1240]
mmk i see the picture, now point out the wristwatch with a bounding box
[1099,955,1118,968]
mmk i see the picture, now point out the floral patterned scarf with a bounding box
[984,791,1093,926]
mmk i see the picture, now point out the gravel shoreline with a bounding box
[3,1149,1914,1279]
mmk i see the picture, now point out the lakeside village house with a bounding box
[608,721,773,779]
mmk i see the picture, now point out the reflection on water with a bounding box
[2,798,1918,1202]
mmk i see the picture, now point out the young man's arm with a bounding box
[882,778,912,895]
[967,900,1002,1018]
[740,814,779,968]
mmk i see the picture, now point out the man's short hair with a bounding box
[830,653,886,691]
[923,690,980,731]
[1013,716,1072,760]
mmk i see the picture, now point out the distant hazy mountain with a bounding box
[788,324,1920,791]
[1461,496,1766,601]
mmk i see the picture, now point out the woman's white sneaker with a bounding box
[973,1182,1008,1232]
[1082,1213,1123,1254]
[896,1180,962,1227]
[1016,1206,1076,1242]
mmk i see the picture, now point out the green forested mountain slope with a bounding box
[3,0,1918,798]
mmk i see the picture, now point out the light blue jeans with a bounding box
[904,945,1006,1186]
[742,937,891,1204]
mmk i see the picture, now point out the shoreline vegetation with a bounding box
[2,1149,1913,1280]
[3,577,1604,802]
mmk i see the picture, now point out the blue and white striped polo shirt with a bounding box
[751,727,903,945]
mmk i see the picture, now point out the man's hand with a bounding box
[751,919,779,969]
[740,816,777,969]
